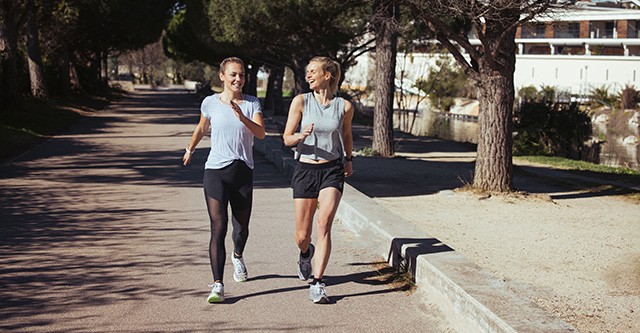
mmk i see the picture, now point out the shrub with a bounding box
[517,85,538,103]
[590,85,616,108]
[513,102,592,158]
[539,85,557,104]
[620,85,639,110]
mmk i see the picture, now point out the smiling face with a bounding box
[219,62,245,93]
[306,61,331,91]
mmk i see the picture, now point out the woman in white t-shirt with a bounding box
[183,57,265,303]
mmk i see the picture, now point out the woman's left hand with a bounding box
[344,161,353,177]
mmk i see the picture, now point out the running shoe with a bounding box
[309,281,329,304]
[297,243,315,280]
[231,255,248,282]
[207,282,225,303]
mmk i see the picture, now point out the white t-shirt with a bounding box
[200,94,262,169]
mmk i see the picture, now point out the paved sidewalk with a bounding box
[0,90,452,332]
[257,117,585,332]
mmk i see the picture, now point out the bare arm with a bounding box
[342,100,354,177]
[283,95,313,147]
[231,100,265,139]
[183,114,210,166]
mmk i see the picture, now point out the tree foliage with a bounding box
[418,57,467,111]
[165,0,374,94]
[1,0,174,105]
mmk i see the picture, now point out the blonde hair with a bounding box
[219,57,244,75]
[308,56,341,95]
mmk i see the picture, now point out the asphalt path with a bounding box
[0,90,453,332]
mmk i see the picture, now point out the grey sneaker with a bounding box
[231,255,248,282]
[207,282,225,303]
[297,244,315,280]
[309,281,329,304]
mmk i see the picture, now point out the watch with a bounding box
[345,155,353,162]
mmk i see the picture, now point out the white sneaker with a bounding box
[309,281,329,304]
[231,255,248,282]
[207,282,224,303]
[297,244,315,280]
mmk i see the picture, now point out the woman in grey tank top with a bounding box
[283,56,354,304]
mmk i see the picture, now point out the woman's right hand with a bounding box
[183,150,193,166]
[299,123,314,142]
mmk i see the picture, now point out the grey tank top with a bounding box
[295,92,345,161]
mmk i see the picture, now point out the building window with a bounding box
[554,22,580,38]
[521,22,546,38]
[590,22,605,38]
[605,22,615,38]
[629,20,640,38]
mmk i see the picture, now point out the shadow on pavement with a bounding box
[346,124,639,200]
[0,90,290,331]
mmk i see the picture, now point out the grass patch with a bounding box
[370,260,416,293]
[355,146,379,157]
[515,155,640,202]
[515,155,640,176]
[0,93,116,162]
[625,192,640,202]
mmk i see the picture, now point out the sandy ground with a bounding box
[346,126,640,333]
[376,190,639,333]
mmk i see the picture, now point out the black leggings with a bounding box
[203,160,253,282]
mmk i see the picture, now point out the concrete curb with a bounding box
[254,127,576,333]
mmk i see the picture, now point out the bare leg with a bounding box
[294,198,317,253]
[313,187,342,280]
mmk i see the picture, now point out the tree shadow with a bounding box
[0,90,291,331]
[347,124,639,200]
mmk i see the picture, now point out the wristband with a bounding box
[186,147,194,155]
[345,155,353,162]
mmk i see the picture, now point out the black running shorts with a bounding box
[291,159,344,199]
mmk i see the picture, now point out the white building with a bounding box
[511,2,640,95]
[344,1,640,97]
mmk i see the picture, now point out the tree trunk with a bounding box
[474,69,515,192]
[58,40,72,96]
[292,62,308,95]
[243,63,259,97]
[101,51,108,85]
[372,0,399,157]
[1,0,22,105]
[69,51,81,91]
[472,12,518,193]
[264,66,285,115]
[26,0,48,99]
